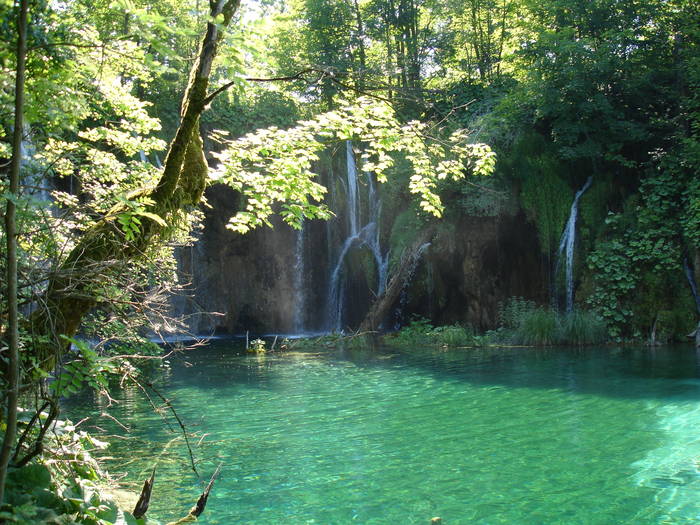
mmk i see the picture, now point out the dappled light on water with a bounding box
[64,344,700,524]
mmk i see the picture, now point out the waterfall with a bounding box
[20,135,52,203]
[555,176,593,313]
[293,222,307,332]
[683,258,700,315]
[346,141,359,236]
[325,141,390,332]
[365,168,389,295]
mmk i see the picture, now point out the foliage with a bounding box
[49,338,119,397]
[511,0,668,168]
[386,316,435,347]
[388,209,429,267]
[205,88,302,138]
[585,233,636,342]
[1,0,699,517]
[514,308,559,346]
[386,317,479,348]
[213,97,496,233]
[585,166,698,342]
[493,297,607,346]
[497,297,535,330]
[432,324,476,347]
[456,175,514,218]
[1,416,138,525]
[557,311,608,346]
[519,157,573,255]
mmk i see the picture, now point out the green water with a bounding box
[65,344,700,524]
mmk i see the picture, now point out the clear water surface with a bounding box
[63,343,700,524]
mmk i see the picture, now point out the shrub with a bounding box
[1,416,130,525]
[495,297,609,346]
[433,324,475,347]
[390,316,435,347]
[557,310,608,345]
[515,308,559,346]
[498,297,536,330]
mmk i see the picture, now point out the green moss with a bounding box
[388,209,430,268]
[520,160,572,255]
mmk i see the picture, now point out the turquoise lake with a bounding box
[65,343,700,524]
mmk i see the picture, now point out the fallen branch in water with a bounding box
[130,464,222,523]
[126,372,198,476]
[166,464,222,525]
[132,468,155,519]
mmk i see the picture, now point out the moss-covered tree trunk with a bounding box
[0,0,29,504]
[29,0,241,371]
[359,227,434,332]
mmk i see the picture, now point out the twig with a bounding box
[142,377,200,477]
[100,411,130,432]
[204,67,395,105]
[12,398,59,468]
[165,463,222,525]
[132,467,156,519]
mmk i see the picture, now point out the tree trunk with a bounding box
[359,227,434,333]
[27,0,241,373]
[0,0,29,504]
[351,0,367,91]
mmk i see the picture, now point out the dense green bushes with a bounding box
[492,298,608,346]
[582,171,698,343]
[386,317,480,348]
[1,416,132,525]
[387,299,609,348]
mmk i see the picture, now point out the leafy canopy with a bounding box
[213,97,496,233]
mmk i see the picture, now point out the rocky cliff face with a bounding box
[403,212,547,330]
[172,182,546,335]
[172,184,330,335]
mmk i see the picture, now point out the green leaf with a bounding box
[136,211,167,226]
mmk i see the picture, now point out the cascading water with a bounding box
[346,141,359,237]
[293,222,307,332]
[365,169,389,296]
[683,258,700,315]
[326,141,390,332]
[554,176,593,313]
[20,135,52,202]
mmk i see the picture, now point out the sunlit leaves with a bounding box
[213,97,495,232]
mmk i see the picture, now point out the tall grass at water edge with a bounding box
[496,298,608,346]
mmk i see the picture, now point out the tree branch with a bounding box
[203,67,396,106]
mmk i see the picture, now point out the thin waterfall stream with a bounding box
[555,176,593,313]
[326,141,389,332]
[293,222,307,332]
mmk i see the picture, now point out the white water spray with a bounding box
[555,176,593,313]
[293,222,307,332]
[346,141,359,236]
[326,141,389,331]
